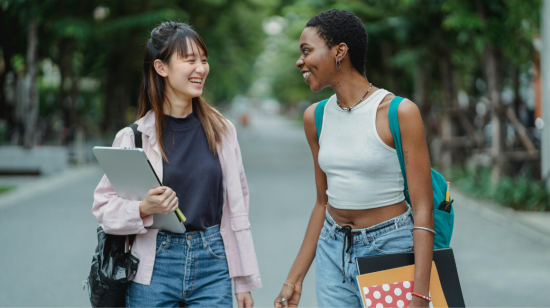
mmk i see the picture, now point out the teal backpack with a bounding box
[314,97,454,249]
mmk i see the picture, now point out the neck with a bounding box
[163,84,193,118]
[332,70,376,108]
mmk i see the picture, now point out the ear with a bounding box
[335,43,349,62]
[153,59,168,77]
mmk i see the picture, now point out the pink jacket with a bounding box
[92,110,262,293]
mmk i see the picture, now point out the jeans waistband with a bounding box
[324,206,413,242]
[158,224,221,246]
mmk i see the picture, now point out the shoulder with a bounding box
[222,118,237,144]
[396,98,422,124]
[112,126,135,147]
[393,98,425,139]
[378,94,421,121]
[303,102,318,126]
[116,126,134,137]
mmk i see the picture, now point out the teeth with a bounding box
[303,72,310,79]
[190,79,202,84]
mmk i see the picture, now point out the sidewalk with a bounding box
[0,164,102,210]
[454,189,550,245]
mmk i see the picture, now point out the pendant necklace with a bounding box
[337,83,373,112]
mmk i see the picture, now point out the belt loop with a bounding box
[330,223,337,240]
[199,231,208,250]
[166,233,172,249]
[361,229,369,246]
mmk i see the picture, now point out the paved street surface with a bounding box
[1,111,550,307]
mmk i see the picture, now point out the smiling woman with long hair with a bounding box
[274,9,435,308]
[92,21,261,307]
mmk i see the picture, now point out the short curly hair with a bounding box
[306,9,368,75]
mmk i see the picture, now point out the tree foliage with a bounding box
[0,0,274,139]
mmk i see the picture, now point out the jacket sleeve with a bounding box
[233,274,262,293]
[233,123,250,213]
[230,122,262,293]
[92,127,154,235]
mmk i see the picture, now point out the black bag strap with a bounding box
[127,123,141,248]
[129,123,142,148]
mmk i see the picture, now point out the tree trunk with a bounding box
[541,0,550,188]
[439,49,454,171]
[57,38,73,130]
[102,52,132,134]
[510,65,521,116]
[23,18,38,149]
[0,7,17,141]
[483,46,505,183]
[414,63,433,151]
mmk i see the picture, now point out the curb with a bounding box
[0,165,102,211]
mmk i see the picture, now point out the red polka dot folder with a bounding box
[356,262,447,308]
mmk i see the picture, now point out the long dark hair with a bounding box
[137,21,227,161]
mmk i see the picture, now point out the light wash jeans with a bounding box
[126,225,232,307]
[316,207,414,308]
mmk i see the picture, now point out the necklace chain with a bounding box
[337,83,373,112]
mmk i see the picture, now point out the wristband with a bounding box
[283,283,302,295]
[411,292,431,301]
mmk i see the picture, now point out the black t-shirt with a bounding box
[162,113,223,231]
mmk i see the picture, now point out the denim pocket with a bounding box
[318,227,330,242]
[207,237,226,260]
[372,228,414,254]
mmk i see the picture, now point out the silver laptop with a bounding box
[92,146,186,233]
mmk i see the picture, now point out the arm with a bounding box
[274,104,328,308]
[92,128,154,235]
[398,100,434,308]
[92,128,178,234]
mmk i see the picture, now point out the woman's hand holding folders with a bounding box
[139,186,179,217]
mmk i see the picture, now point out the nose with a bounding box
[195,62,206,74]
[296,57,304,68]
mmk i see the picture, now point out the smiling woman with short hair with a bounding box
[275,9,435,308]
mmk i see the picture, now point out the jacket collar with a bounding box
[135,110,158,146]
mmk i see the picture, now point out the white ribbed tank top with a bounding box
[318,89,405,210]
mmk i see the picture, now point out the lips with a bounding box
[189,77,203,88]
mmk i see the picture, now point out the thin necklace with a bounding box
[337,83,373,112]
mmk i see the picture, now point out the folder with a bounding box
[356,248,465,308]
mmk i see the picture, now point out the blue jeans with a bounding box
[126,225,232,307]
[316,207,414,308]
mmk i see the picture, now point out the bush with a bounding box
[0,184,15,195]
[451,168,550,212]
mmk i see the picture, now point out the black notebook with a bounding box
[356,248,465,308]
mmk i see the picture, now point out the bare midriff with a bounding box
[327,200,409,230]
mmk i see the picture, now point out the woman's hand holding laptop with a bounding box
[139,186,179,217]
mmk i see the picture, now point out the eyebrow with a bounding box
[300,43,311,49]
[184,53,206,58]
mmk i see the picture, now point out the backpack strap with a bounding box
[127,123,142,242]
[129,123,142,148]
[314,99,330,140]
[388,96,410,200]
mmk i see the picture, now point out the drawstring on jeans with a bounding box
[340,225,354,283]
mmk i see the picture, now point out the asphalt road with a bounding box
[1,111,549,307]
